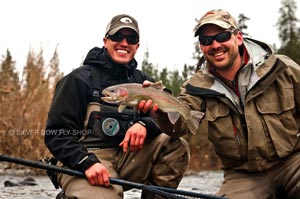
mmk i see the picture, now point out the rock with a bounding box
[4,177,37,187]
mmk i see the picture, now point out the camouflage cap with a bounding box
[194,9,237,36]
[105,14,139,37]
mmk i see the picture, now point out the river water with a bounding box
[0,167,223,199]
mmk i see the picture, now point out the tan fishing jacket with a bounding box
[159,38,300,172]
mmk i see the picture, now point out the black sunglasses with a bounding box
[198,29,238,46]
[107,32,139,45]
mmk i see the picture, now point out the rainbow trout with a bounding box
[101,81,204,134]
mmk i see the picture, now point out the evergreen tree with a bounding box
[182,64,196,81]
[237,14,250,37]
[192,41,203,70]
[169,70,183,96]
[193,17,204,70]
[159,67,170,88]
[141,47,159,81]
[277,0,300,64]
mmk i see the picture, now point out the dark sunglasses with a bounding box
[107,32,139,45]
[198,29,238,46]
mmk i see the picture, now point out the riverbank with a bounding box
[0,162,223,199]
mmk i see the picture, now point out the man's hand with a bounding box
[84,163,110,187]
[119,122,147,152]
[137,81,159,114]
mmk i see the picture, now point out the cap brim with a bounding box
[194,21,232,36]
[107,25,139,36]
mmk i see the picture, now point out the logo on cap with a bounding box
[120,17,133,24]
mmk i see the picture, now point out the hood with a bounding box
[83,47,138,72]
[242,37,274,69]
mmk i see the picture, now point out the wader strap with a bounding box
[80,65,102,141]
[91,66,101,102]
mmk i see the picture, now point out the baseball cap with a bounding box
[105,14,139,37]
[194,9,237,36]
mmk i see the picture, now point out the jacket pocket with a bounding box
[255,85,298,158]
[205,102,246,160]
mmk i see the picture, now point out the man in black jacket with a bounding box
[45,14,190,199]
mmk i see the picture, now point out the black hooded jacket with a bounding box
[45,47,161,172]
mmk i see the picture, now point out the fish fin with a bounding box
[127,99,139,107]
[187,110,205,135]
[118,100,137,112]
[167,112,181,125]
[118,105,127,113]
[150,80,165,90]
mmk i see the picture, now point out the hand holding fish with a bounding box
[137,80,159,114]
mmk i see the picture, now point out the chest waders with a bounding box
[80,65,143,149]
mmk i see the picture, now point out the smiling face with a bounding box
[104,28,140,64]
[199,24,243,72]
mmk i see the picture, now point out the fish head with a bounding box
[101,86,129,104]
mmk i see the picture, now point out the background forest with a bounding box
[0,0,299,173]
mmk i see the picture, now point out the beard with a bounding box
[206,47,239,71]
